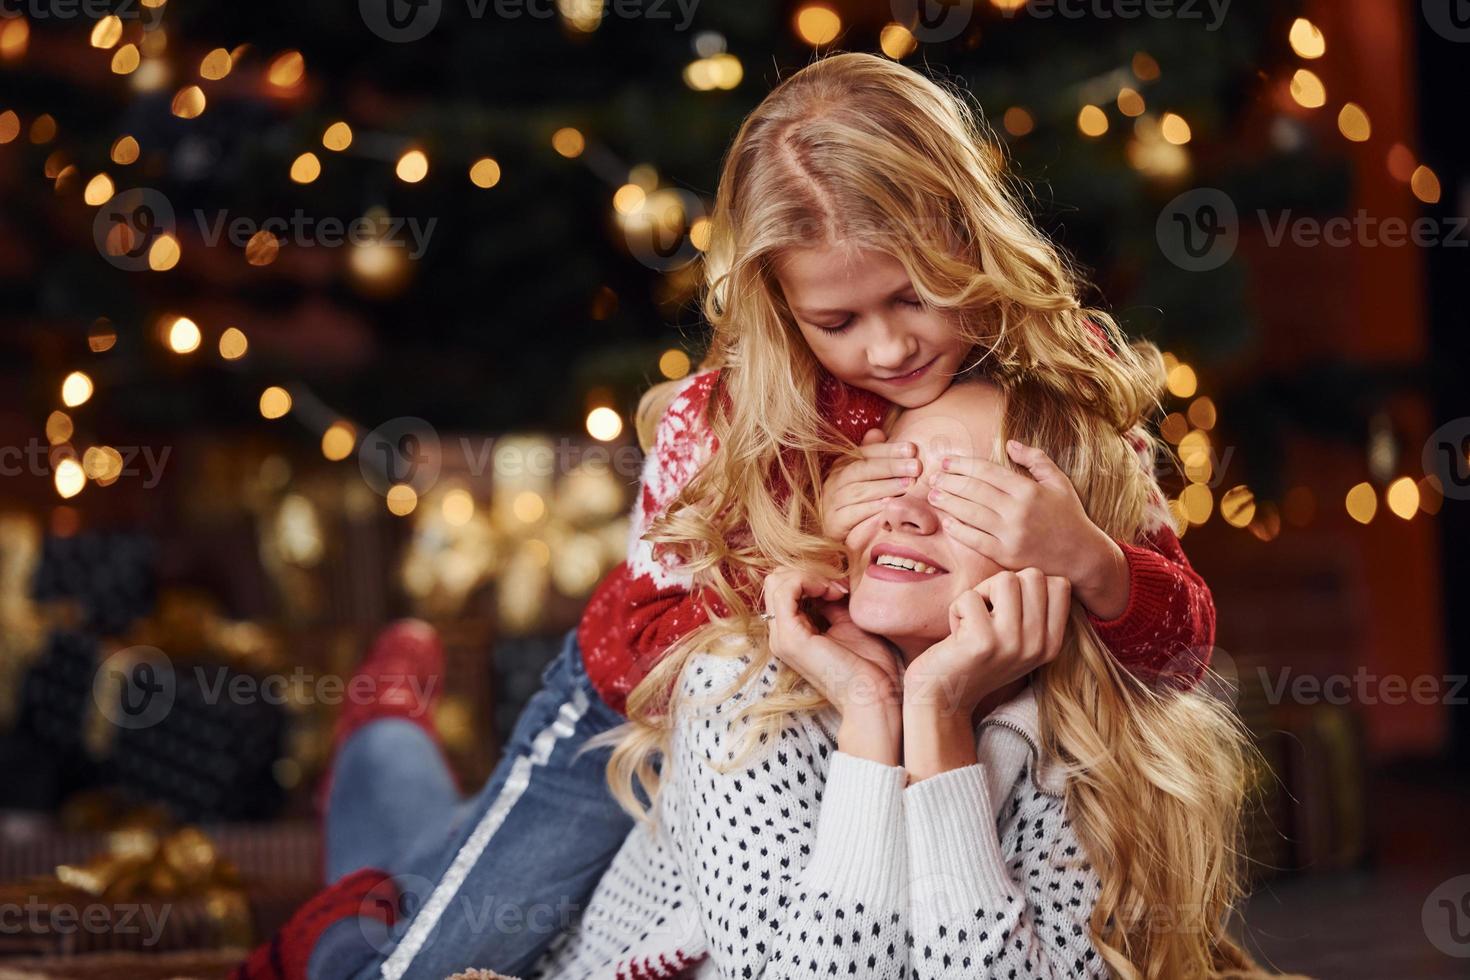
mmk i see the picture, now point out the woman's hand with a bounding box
[819,429,918,542]
[924,440,1130,620]
[902,568,1071,781]
[762,567,902,765]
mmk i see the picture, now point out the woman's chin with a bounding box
[848,595,945,644]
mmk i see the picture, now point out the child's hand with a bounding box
[924,440,1130,620]
[820,429,919,542]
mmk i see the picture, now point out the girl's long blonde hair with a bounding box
[594,52,1274,978]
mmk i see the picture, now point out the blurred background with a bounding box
[0,0,1466,976]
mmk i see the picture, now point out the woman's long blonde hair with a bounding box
[593,52,1272,978]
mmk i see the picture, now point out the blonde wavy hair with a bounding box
[591,52,1280,978]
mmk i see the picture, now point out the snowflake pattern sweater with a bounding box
[577,365,1216,716]
[527,652,1105,979]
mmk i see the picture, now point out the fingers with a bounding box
[933,454,1033,497]
[935,514,1003,559]
[1016,567,1049,659]
[1005,440,1068,489]
[834,455,921,489]
[929,484,1005,537]
[838,474,915,506]
[762,570,847,650]
[859,427,888,447]
[1043,575,1071,661]
[974,571,1022,652]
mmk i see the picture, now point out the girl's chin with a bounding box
[848,598,947,644]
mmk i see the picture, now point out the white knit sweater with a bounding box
[528,652,1106,979]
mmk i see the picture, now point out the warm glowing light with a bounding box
[90,15,124,49]
[267,51,306,88]
[794,5,841,46]
[1,15,31,59]
[219,326,248,360]
[171,85,206,118]
[83,446,124,483]
[259,386,292,419]
[1166,363,1198,398]
[111,135,139,164]
[586,406,623,442]
[1411,165,1442,204]
[290,151,321,183]
[30,113,57,144]
[442,488,475,526]
[111,43,140,74]
[200,48,233,80]
[1117,88,1145,117]
[1345,482,1377,524]
[1220,486,1256,528]
[167,316,202,353]
[61,371,93,408]
[1386,476,1419,520]
[323,121,353,151]
[396,149,429,183]
[612,183,646,215]
[386,484,418,517]
[0,110,18,144]
[1180,483,1213,525]
[321,422,356,461]
[512,490,546,523]
[83,173,115,206]
[1288,18,1325,59]
[552,127,585,158]
[1159,412,1189,445]
[245,230,280,266]
[469,157,501,188]
[1003,107,1034,137]
[1187,396,1217,430]
[1077,105,1109,138]
[1337,103,1371,142]
[46,411,73,445]
[1387,144,1415,182]
[1290,69,1326,109]
[1132,52,1160,81]
[659,349,691,380]
[54,459,85,499]
[1160,112,1192,145]
[149,234,181,271]
[879,23,917,60]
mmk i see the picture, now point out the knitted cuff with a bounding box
[801,751,908,907]
[904,764,1021,925]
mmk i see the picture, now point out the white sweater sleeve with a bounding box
[667,656,910,979]
[904,764,1106,979]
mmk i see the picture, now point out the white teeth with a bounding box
[874,554,940,574]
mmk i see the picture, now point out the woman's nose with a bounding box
[879,481,940,535]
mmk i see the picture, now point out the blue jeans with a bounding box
[310,627,635,980]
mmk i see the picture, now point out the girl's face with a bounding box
[843,382,1006,651]
[774,245,972,409]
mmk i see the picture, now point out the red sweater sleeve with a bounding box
[1085,521,1216,689]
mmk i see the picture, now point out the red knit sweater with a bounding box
[578,367,1215,715]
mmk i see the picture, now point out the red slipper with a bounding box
[315,619,453,821]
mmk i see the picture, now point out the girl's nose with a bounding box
[866,319,919,371]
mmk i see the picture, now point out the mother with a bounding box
[529,377,1263,980]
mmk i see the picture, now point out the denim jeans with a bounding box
[309,626,635,980]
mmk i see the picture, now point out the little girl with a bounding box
[235,52,1216,979]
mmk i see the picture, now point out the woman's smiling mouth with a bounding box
[865,544,949,582]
